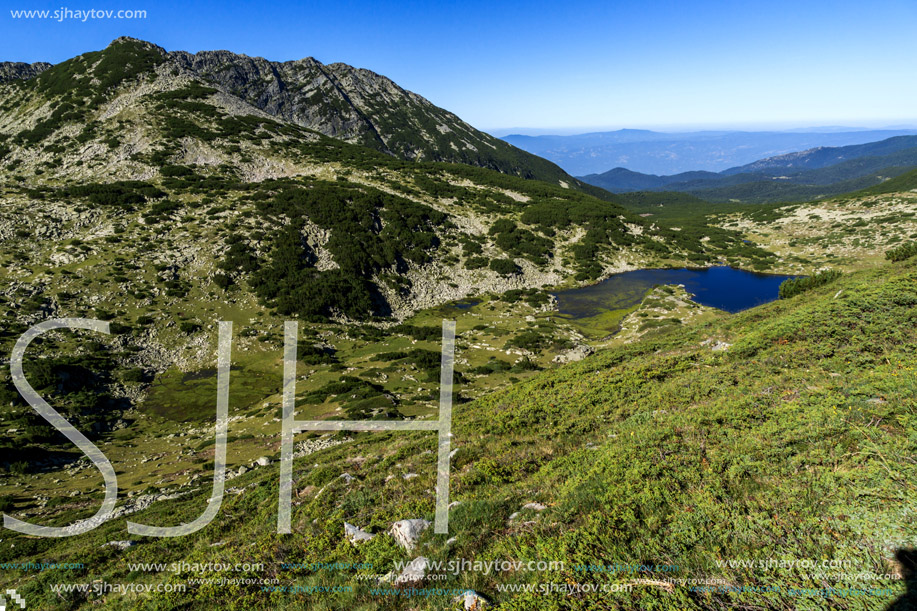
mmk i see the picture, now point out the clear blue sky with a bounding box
[3,0,916,132]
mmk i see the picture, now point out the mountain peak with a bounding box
[107,36,167,55]
[0,38,595,192]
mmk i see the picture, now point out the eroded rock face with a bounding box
[0,61,51,83]
[163,45,561,177]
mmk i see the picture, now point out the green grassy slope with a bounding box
[848,168,917,198]
[3,252,914,610]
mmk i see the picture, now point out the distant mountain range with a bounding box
[501,129,917,175]
[578,136,917,203]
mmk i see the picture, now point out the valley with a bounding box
[0,35,914,611]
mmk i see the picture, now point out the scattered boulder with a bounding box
[455,590,489,610]
[509,501,548,523]
[103,540,137,550]
[390,519,430,551]
[255,456,271,467]
[344,522,374,544]
[297,485,317,498]
[552,344,594,364]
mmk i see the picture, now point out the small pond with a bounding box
[554,266,798,319]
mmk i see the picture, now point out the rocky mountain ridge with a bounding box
[0,61,51,83]
[0,37,593,189]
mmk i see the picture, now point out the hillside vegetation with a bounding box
[1,35,915,611]
[1,246,915,610]
[0,37,604,195]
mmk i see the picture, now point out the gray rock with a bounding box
[552,344,594,364]
[390,519,430,551]
[255,456,271,467]
[103,540,137,550]
[344,522,374,544]
[455,590,489,610]
[0,61,51,83]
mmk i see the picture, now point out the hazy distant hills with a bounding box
[578,135,917,203]
[721,135,917,175]
[501,128,917,175]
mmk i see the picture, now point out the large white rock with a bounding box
[344,522,374,544]
[455,590,489,609]
[552,344,594,364]
[390,518,431,551]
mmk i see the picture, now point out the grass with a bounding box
[1,252,915,610]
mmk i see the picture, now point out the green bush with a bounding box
[213,273,233,289]
[778,269,842,299]
[886,242,917,262]
[464,256,489,270]
[391,324,441,341]
[489,258,520,276]
[179,322,201,334]
[121,368,146,383]
[160,165,195,177]
[506,330,549,352]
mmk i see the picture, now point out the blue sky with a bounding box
[2,0,916,132]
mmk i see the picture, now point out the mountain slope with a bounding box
[0,37,599,193]
[0,37,774,317]
[2,243,914,610]
[722,135,917,175]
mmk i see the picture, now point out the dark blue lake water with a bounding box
[554,266,797,319]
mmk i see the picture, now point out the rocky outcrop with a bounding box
[390,518,430,551]
[0,61,51,83]
[161,44,572,182]
[344,522,374,544]
[552,344,595,364]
